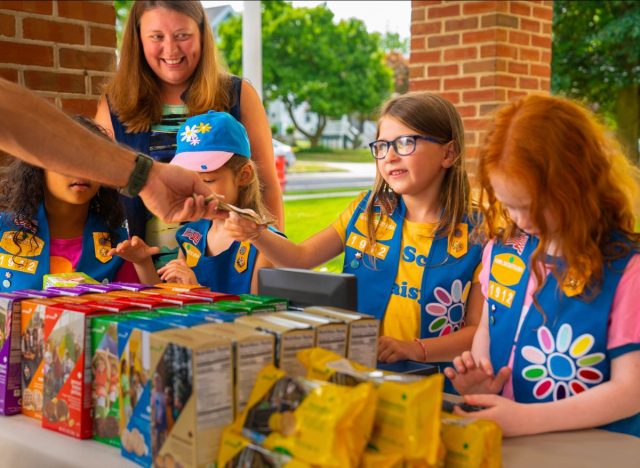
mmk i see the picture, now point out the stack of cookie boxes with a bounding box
[0,282,379,467]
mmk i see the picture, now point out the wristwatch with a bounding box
[119,152,153,198]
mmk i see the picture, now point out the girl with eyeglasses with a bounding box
[224,92,484,381]
[444,94,640,437]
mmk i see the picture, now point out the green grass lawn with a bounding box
[284,188,361,196]
[284,194,354,273]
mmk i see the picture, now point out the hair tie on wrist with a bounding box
[414,338,427,361]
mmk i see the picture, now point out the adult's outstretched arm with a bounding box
[0,78,217,223]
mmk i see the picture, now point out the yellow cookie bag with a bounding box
[234,364,377,467]
[440,413,502,468]
[359,450,403,468]
[298,348,444,466]
[217,427,311,467]
[360,437,446,468]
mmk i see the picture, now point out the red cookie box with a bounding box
[41,303,110,439]
[112,296,175,310]
[176,290,241,303]
[105,291,150,300]
[139,291,208,307]
[82,300,145,314]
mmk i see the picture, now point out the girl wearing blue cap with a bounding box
[224,92,484,374]
[110,111,276,294]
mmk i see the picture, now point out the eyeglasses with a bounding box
[369,134,445,159]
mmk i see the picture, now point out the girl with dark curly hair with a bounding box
[0,116,138,292]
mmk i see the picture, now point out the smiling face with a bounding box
[139,7,202,95]
[44,171,100,207]
[376,116,453,199]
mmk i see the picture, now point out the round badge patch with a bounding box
[491,253,526,286]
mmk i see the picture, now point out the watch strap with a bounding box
[119,153,153,198]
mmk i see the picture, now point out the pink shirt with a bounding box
[479,240,640,399]
[50,236,139,282]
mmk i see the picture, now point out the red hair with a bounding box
[478,94,640,299]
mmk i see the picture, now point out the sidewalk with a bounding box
[284,161,376,194]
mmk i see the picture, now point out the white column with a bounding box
[242,1,262,100]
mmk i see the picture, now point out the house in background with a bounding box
[205,5,375,149]
[265,100,376,149]
[205,5,236,38]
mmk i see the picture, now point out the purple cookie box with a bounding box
[45,286,91,296]
[109,282,154,291]
[16,289,60,298]
[0,296,22,415]
[74,284,124,293]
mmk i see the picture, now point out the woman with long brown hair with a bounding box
[95,0,282,267]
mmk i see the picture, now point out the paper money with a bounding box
[203,193,273,225]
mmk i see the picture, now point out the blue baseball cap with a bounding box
[171,111,251,172]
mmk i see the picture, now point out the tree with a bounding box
[379,32,409,56]
[217,1,393,147]
[552,1,640,161]
[113,0,134,49]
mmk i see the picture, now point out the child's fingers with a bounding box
[478,357,495,377]
[464,393,498,410]
[443,367,457,381]
[384,352,400,364]
[119,240,131,250]
[159,265,190,283]
[461,351,477,370]
[452,355,468,374]
[377,347,392,362]
[160,269,174,282]
[377,339,391,361]
[492,366,512,391]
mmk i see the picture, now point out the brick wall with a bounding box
[0,0,117,117]
[410,0,553,168]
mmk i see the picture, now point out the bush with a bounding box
[297,145,334,154]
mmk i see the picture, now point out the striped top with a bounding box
[148,103,189,163]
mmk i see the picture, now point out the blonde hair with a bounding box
[106,0,233,132]
[365,92,472,246]
[477,94,640,300]
[224,156,273,223]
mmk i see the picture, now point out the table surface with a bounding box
[0,413,638,467]
[0,414,136,468]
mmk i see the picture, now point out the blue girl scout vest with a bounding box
[487,233,639,436]
[342,191,483,339]
[176,219,278,295]
[108,77,243,240]
[0,204,126,292]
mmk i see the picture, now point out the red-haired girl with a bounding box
[445,94,640,437]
